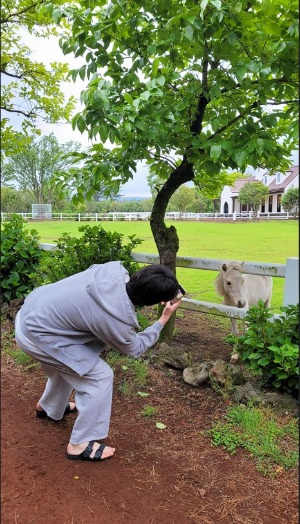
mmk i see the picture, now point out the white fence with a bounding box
[1,211,295,222]
[38,242,299,321]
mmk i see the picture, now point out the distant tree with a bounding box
[281,187,299,216]
[2,134,81,204]
[1,0,76,158]
[0,187,32,213]
[239,181,269,215]
[194,192,216,213]
[168,186,197,215]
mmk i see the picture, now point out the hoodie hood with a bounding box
[86,262,139,329]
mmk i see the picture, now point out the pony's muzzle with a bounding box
[237,300,246,308]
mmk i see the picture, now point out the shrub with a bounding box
[1,215,43,303]
[38,223,143,284]
[226,301,299,397]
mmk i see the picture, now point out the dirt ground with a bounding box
[1,307,299,524]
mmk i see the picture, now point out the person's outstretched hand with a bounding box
[158,298,182,326]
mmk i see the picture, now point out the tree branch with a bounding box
[0,1,42,24]
[208,101,259,139]
[1,106,39,117]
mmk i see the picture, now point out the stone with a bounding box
[183,362,210,386]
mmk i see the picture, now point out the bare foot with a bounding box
[67,441,115,459]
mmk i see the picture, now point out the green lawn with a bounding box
[26,219,298,312]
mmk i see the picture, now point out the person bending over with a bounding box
[15,262,182,462]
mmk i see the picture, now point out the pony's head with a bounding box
[214,261,246,307]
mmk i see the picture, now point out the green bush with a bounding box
[38,223,143,284]
[226,301,299,397]
[1,215,43,303]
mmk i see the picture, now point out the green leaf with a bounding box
[210,145,221,161]
[152,57,160,77]
[140,91,151,101]
[156,422,167,430]
[124,93,133,105]
[236,65,247,83]
[137,392,150,397]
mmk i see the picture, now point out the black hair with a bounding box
[126,264,179,307]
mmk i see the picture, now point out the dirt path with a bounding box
[1,311,298,524]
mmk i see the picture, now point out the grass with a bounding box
[105,349,149,395]
[25,219,298,311]
[1,331,38,369]
[208,404,299,477]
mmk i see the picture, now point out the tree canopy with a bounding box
[238,181,269,212]
[281,187,299,215]
[0,0,76,158]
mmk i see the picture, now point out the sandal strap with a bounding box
[83,441,95,458]
[94,443,106,460]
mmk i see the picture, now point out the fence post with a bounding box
[283,257,299,306]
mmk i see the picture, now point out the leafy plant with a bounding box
[141,405,157,417]
[105,349,149,395]
[37,223,143,283]
[226,302,299,396]
[1,214,43,303]
[208,404,299,476]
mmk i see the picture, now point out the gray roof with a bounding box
[268,165,299,193]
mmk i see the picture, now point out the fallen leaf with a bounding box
[156,422,167,430]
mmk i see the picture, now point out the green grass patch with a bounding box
[25,220,298,312]
[208,404,299,477]
[104,349,149,395]
[1,331,38,370]
[141,404,157,417]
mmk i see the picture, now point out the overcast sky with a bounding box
[7,32,298,197]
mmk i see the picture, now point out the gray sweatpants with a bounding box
[15,314,114,445]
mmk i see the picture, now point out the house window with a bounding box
[264,175,268,185]
[277,194,282,212]
[276,173,281,183]
[261,199,265,212]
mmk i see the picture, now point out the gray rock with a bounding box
[183,363,211,386]
[147,342,193,370]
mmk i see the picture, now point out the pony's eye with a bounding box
[226,281,231,285]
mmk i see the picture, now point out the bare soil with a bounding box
[1,307,298,524]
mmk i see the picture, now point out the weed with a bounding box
[141,405,157,417]
[2,331,38,369]
[208,404,299,476]
[105,349,149,394]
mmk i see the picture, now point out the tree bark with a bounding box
[150,158,194,342]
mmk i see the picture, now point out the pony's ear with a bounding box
[222,263,227,272]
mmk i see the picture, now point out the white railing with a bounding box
[1,211,295,222]
[38,242,299,321]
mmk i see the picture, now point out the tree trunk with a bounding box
[150,159,194,343]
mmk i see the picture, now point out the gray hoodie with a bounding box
[17,261,163,375]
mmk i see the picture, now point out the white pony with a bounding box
[214,261,273,339]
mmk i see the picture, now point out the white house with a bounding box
[220,165,299,214]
